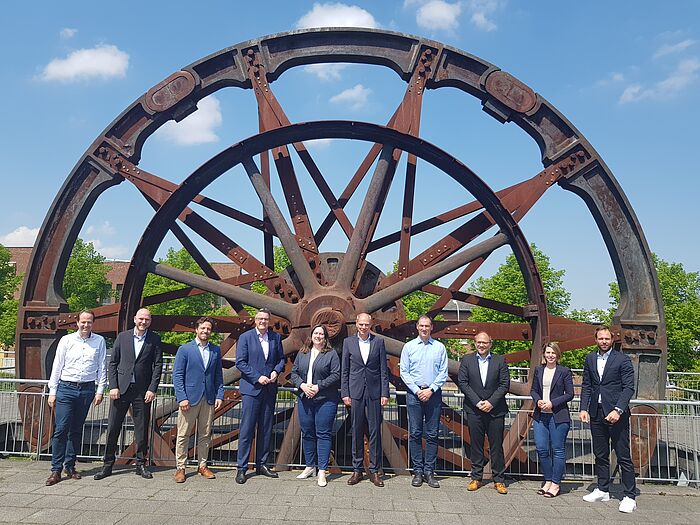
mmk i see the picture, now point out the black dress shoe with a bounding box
[93,466,113,480]
[64,467,81,480]
[423,473,440,488]
[135,465,153,479]
[235,469,247,484]
[411,473,423,487]
[256,465,279,478]
[347,471,363,485]
[369,472,384,487]
[45,471,61,486]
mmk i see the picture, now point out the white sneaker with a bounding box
[619,497,636,513]
[317,469,327,487]
[583,488,610,502]
[296,466,316,479]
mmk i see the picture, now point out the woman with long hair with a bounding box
[290,324,340,487]
[530,342,574,498]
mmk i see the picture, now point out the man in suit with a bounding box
[580,326,637,513]
[341,312,389,487]
[457,331,509,494]
[173,316,224,483]
[94,308,163,480]
[235,308,286,484]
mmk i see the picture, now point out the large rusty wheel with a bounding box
[17,29,666,473]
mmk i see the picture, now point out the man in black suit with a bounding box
[94,308,163,480]
[341,312,389,487]
[580,326,637,513]
[457,331,509,494]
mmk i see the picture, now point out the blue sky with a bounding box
[1,1,698,312]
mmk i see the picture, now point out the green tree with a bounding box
[63,239,112,311]
[0,244,22,347]
[468,244,571,358]
[609,255,700,372]
[143,247,230,347]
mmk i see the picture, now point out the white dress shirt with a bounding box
[257,329,269,360]
[306,348,319,385]
[477,353,491,387]
[596,349,611,403]
[358,335,371,364]
[48,331,107,395]
[131,329,147,383]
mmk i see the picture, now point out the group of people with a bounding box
[44,309,638,512]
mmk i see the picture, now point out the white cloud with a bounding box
[156,96,223,145]
[85,221,116,237]
[0,226,39,247]
[653,39,696,60]
[466,0,503,32]
[596,71,625,87]
[60,28,78,39]
[85,238,130,260]
[39,44,129,82]
[619,58,700,103]
[305,138,335,150]
[329,84,371,110]
[296,2,380,29]
[304,63,348,81]
[416,0,462,32]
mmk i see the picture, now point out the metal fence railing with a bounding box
[1,378,698,485]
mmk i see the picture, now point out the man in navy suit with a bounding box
[172,316,224,483]
[580,326,637,513]
[235,308,286,484]
[95,308,163,480]
[341,312,389,487]
[457,331,510,494]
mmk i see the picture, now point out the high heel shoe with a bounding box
[296,466,317,479]
[317,469,327,487]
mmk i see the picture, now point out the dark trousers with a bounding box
[406,389,442,475]
[51,382,94,472]
[350,394,383,473]
[237,388,276,469]
[103,384,151,466]
[466,411,506,483]
[297,397,338,470]
[590,406,636,498]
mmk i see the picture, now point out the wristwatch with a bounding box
[614,407,624,415]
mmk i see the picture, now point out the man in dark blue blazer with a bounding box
[235,308,286,484]
[173,316,224,483]
[341,312,389,487]
[580,326,637,513]
[95,308,163,480]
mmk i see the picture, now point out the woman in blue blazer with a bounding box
[290,324,340,487]
[530,342,574,498]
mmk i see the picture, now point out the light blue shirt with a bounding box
[400,336,448,395]
[197,340,210,369]
[478,352,492,387]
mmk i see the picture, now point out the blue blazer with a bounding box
[340,334,389,400]
[580,349,635,418]
[236,328,286,396]
[290,349,341,403]
[173,340,224,406]
[530,364,574,424]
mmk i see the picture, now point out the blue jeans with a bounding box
[297,397,338,470]
[406,389,441,475]
[50,382,95,472]
[533,413,570,484]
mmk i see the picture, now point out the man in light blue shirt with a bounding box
[400,315,448,488]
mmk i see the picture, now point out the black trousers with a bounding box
[350,395,383,473]
[104,384,151,466]
[466,411,506,483]
[590,406,636,498]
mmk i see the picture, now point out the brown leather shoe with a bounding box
[494,482,508,494]
[347,471,363,485]
[369,472,384,487]
[64,467,81,480]
[198,465,216,479]
[467,479,482,491]
[45,471,62,486]
[174,468,186,483]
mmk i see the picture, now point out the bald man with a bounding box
[95,308,163,480]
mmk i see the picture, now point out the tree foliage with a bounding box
[143,247,230,347]
[0,244,22,347]
[63,239,113,311]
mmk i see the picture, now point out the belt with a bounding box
[59,380,95,388]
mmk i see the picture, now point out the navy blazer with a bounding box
[340,334,389,400]
[530,364,574,424]
[173,340,224,406]
[108,329,163,394]
[236,328,286,397]
[457,353,510,418]
[290,349,341,403]
[580,349,635,417]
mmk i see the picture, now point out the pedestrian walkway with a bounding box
[1,459,698,524]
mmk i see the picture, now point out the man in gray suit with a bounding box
[94,308,163,480]
[341,312,389,487]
